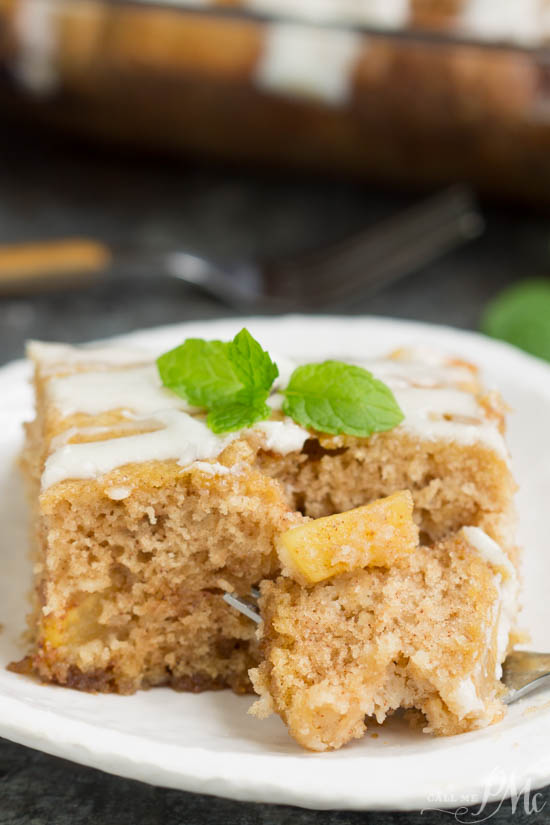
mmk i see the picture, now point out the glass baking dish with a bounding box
[1,0,550,202]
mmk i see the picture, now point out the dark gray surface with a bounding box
[1,125,549,823]
[0,737,548,825]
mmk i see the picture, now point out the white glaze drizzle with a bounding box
[28,340,151,372]
[445,676,485,719]
[13,0,59,94]
[459,0,550,47]
[127,0,410,28]
[254,420,311,453]
[440,528,518,719]
[247,0,409,27]
[105,486,131,501]
[42,410,236,490]
[271,353,298,390]
[255,22,362,106]
[461,526,519,678]
[38,343,508,489]
[356,356,475,388]
[461,525,515,578]
[49,420,161,451]
[188,461,232,476]
[47,365,196,417]
[392,387,507,459]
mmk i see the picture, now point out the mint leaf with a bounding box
[157,339,241,407]
[481,279,550,362]
[282,360,404,437]
[156,328,279,433]
[207,392,271,434]
[228,328,279,392]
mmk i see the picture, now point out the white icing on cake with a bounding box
[459,0,550,47]
[27,341,152,372]
[105,486,131,501]
[254,420,311,453]
[37,342,509,489]
[255,22,362,106]
[272,353,298,390]
[446,676,485,719]
[461,525,515,577]
[356,354,475,388]
[47,365,196,417]
[437,528,518,719]
[13,0,59,94]
[247,0,409,27]
[42,410,236,490]
[188,461,232,476]
[461,526,519,678]
[392,386,507,459]
[126,0,410,28]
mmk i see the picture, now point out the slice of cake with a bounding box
[14,335,517,695]
[250,515,518,751]
[17,342,307,693]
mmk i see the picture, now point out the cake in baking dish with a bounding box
[250,500,518,751]
[14,337,517,700]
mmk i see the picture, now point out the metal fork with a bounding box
[0,186,482,308]
[224,590,550,705]
[166,185,483,311]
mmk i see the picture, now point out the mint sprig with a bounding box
[157,328,278,432]
[282,360,404,437]
[157,330,404,438]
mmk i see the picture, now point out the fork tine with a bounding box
[502,650,550,703]
[281,186,480,282]
[265,186,483,306]
[223,592,261,623]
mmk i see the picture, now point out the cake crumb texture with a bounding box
[250,532,509,751]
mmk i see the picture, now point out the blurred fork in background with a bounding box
[0,186,483,311]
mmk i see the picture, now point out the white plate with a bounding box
[1,315,550,812]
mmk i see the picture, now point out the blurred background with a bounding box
[2,2,550,821]
[1,0,550,359]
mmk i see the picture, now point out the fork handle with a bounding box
[0,239,111,293]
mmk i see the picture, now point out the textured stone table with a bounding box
[0,123,549,823]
